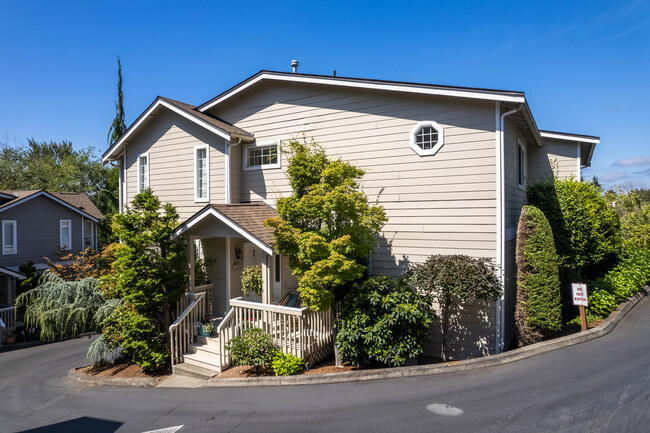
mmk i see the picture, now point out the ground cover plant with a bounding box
[336,276,434,367]
[271,352,304,376]
[515,205,562,346]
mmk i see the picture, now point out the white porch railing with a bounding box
[217,297,333,370]
[176,284,213,318]
[0,306,16,334]
[169,287,211,372]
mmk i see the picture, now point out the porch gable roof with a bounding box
[173,202,277,255]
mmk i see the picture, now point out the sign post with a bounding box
[572,283,588,331]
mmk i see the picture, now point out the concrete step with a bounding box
[196,335,220,347]
[173,362,219,380]
[184,351,220,370]
[189,342,220,357]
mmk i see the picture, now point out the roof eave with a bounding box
[197,71,527,113]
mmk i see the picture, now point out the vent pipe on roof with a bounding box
[291,60,299,73]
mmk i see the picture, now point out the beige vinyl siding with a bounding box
[501,117,530,349]
[210,81,498,358]
[0,195,84,268]
[528,138,579,182]
[124,109,227,220]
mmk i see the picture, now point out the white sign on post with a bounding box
[572,283,588,306]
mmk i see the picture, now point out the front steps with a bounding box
[173,334,222,379]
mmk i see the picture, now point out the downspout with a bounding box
[225,137,242,204]
[495,101,523,354]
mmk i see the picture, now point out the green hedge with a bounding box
[586,248,650,318]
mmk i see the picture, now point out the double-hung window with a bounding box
[244,144,280,170]
[137,153,149,193]
[194,145,209,202]
[2,220,17,255]
[60,220,72,250]
[517,139,526,189]
[84,220,95,249]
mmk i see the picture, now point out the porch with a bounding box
[169,203,334,377]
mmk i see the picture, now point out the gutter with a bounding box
[495,102,523,354]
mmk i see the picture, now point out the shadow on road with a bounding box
[18,416,123,433]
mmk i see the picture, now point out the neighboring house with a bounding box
[0,189,103,332]
[102,67,598,371]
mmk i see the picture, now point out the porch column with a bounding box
[187,235,195,291]
[261,253,272,304]
[225,237,231,311]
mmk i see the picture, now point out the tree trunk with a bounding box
[441,298,451,362]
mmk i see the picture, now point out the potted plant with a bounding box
[241,265,263,299]
[195,317,214,336]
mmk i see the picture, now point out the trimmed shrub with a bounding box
[586,248,650,318]
[336,276,435,367]
[409,255,501,361]
[271,352,304,376]
[225,328,277,372]
[515,206,562,345]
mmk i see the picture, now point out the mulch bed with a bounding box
[78,360,170,381]
[216,357,357,379]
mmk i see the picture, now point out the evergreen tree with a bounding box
[515,205,562,346]
[107,56,126,146]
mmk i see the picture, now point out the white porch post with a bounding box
[261,253,272,304]
[225,237,231,311]
[187,235,195,291]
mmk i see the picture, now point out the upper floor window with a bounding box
[60,219,72,250]
[194,145,209,202]
[137,153,149,193]
[410,121,444,156]
[2,220,16,255]
[517,139,526,189]
[244,144,280,170]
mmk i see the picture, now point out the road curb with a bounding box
[68,368,159,388]
[70,287,648,388]
[205,286,649,387]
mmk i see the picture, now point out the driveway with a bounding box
[1,297,648,433]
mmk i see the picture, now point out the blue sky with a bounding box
[1,1,649,189]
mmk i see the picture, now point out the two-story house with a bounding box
[102,66,598,374]
[0,189,103,332]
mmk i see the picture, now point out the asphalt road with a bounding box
[1,297,649,433]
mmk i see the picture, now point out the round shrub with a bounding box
[515,205,562,346]
[271,352,304,376]
[336,276,435,367]
[225,328,276,372]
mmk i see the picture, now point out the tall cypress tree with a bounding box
[107,56,126,146]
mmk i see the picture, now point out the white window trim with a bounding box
[60,219,72,250]
[243,142,281,171]
[409,120,445,156]
[137,152,149,193]
[194,145,210,203]
[2,220,17,255]
[517,139,526,190]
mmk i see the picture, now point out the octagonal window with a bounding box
[410,121,444,156]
